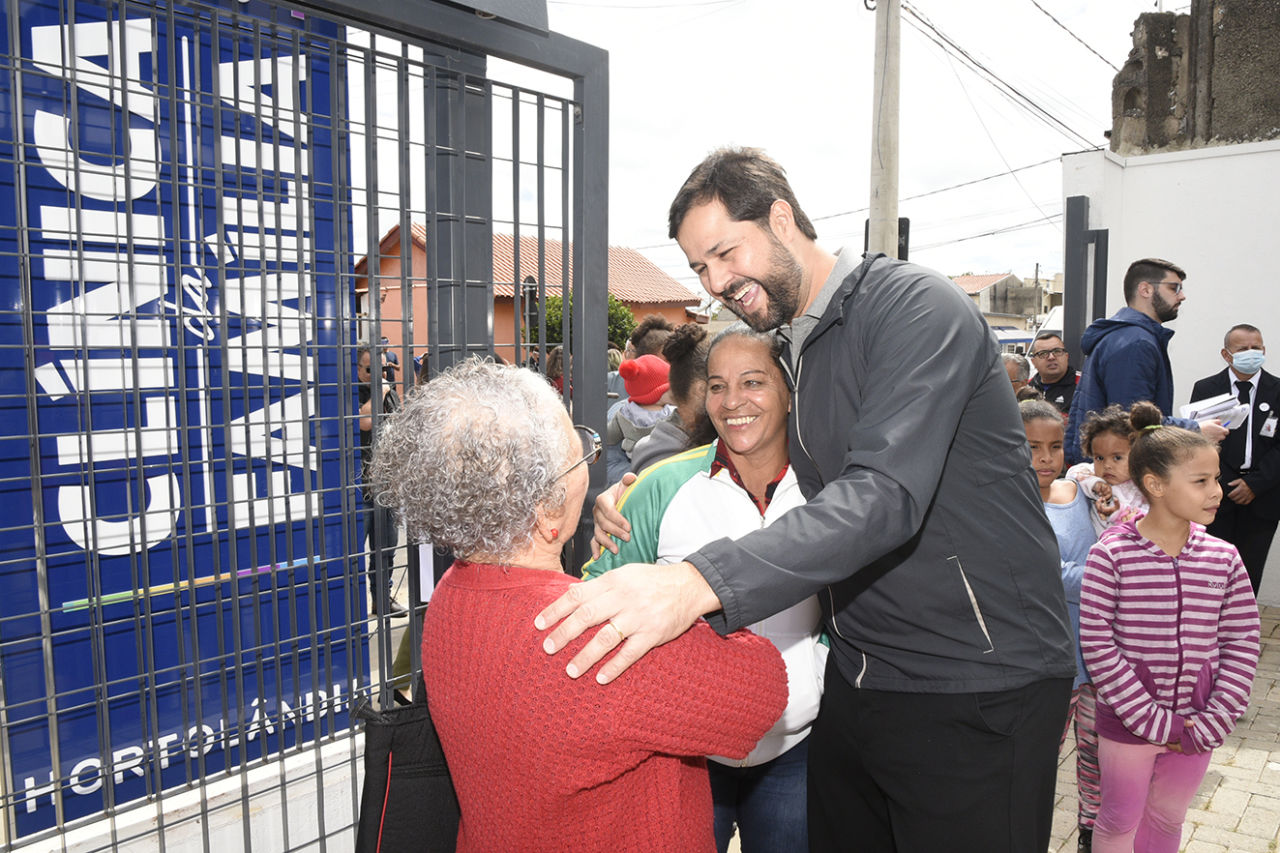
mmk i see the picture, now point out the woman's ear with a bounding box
[533,504,561,544]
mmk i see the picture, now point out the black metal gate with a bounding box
[0,0,607,847]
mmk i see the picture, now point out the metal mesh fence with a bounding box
[0,0,604,848]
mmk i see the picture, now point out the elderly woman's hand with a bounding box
[535,561,721,684]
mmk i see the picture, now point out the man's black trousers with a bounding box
[808,657,1072,853]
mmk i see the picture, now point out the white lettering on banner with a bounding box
[219,55,308,138]
[29,15,322,553]
[29,18,158,121]
[32,109,158,201]
[56,472,179,555]
[18,685,356,812]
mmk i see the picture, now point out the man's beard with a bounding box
[721,240,804,332]
[1152,288,1180,322]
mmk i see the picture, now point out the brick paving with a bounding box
[1050,604,1280,852]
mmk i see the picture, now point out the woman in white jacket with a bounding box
[583,325,826,853]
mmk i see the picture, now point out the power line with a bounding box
[912,214,1062,252]
[901,2,1097,149]
[810,156,1059,223]
[935,37,1061,234]
[1025,0,1120,72]
[638,157,1065,250]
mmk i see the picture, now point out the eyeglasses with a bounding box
[1154,278,1184,294]
[1029,347,1068,359]
[556,425,601,480]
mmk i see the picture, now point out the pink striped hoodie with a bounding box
[1080,519,1260,753]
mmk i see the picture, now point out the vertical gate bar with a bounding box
[422,62,440,380]
[328,32,366,844]
[287,21,333,851]
[0,0,24,831]
[393,43,416,701]
[199,12,233,850]
[361,37,394,703]
[244,18,274,784]
[221,22,256,852]
[511,86,522,365]
[173,9,216,851]
[263,32,290,853]
[6,0,70,839]
[533,97,546,373]
[141,2,185,845]
[534,93,551,399]
[572,53,608,565]
[164,0,196,813]
[77,1,127,843]
[118,0,157,831]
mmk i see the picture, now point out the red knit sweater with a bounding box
[422,560,788,852]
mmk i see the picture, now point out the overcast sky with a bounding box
[483,0,1176,300]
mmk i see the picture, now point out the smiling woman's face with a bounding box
[705,335,789,462]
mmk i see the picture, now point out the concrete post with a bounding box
[868,0,901,257]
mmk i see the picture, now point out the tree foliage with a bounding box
[536,293,636,350]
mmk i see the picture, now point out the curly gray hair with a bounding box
[369,358,574,562]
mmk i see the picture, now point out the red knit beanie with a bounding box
[619,354,670,405]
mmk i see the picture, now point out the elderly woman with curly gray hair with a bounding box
[370,358,786,853]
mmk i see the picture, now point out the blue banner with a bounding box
[0,0,360,836]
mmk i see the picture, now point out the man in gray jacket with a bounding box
[536,148,1075,852]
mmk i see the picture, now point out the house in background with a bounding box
[354,225,701,364]
[951,272,1040,352]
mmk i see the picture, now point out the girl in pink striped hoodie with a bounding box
[1081,401,1260,853]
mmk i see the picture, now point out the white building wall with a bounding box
[1063,139,1280,605]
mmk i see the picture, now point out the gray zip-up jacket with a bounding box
[687,254,1076,694]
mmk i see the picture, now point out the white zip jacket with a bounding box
[584,442,827,766]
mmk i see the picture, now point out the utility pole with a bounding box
[868,0,901,257]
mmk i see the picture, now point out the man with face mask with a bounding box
[1064,258,1228,464]
[1191,324,1280,593]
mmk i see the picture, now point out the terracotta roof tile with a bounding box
[355,225,699,306]
[492,233,699,305]
[951,273,1017,294]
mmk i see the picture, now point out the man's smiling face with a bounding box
[677,199,804,332]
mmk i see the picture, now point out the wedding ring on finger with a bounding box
[607,620,626,642]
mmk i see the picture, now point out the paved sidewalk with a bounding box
[1049,604,1280,852]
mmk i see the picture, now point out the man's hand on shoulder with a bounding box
[534,561,720,684]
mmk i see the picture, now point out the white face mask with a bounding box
[1230,349,1266,375]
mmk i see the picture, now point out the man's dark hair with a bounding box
[668,147,818,242]
[1224,323,1261,348]
[1123,258,1185,303]
[630,314,675,358]
[1032,331,1063,345]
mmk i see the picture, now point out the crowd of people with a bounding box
[362,148,1267,853]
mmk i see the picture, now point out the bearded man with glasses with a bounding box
[1064,258,1229,464]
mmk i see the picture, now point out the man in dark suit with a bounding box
[1191,323,1280,594]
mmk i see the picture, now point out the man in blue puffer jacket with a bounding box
[1064,257,1228,464]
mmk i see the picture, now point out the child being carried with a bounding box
[1067,404,1149,535]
